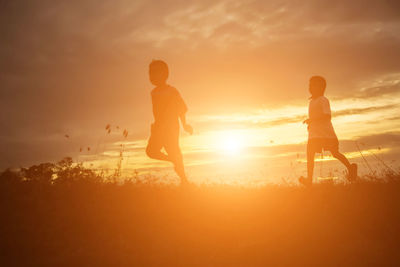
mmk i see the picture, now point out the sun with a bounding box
[217,131,245,156]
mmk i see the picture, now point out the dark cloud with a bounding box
[334,76,400,100]
[235,0,400,24]
[359,83,400,99]
[353,131,400,148]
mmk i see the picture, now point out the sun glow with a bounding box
[217,131,245,156]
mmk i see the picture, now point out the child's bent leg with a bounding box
[146,137,170,162]
[331,150,351,170]
[331,149,357,180]
[146,145,169,161]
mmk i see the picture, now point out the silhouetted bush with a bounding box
[1,157,103,187]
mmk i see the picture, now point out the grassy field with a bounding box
[1,158,400,266]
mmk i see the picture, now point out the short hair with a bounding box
[310,76,326,90]
[149,60,169,83]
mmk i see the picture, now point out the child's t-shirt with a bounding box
[308,96,337,140]
[151,85,187,132]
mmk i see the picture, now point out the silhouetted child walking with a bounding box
[146,60,193,184]
[300,76,357,186]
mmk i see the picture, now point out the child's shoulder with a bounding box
[151,85,179,96]
[167,85,179,93]
[311,95,329,103]
[166,85,181,96]
[321,95,330,104]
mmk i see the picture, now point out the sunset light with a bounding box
[217,130,246,156]
[2,1,400,266]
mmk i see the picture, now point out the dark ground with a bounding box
[1,163,400,266]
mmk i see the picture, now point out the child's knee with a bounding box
[168,150,182,164]
[146,146,157,158]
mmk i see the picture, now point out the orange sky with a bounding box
[1,0,400,183]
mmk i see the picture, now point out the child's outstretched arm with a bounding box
[180,114,193,135]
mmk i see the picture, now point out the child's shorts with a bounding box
[307,138,339,153]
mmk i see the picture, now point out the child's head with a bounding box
[309,76,326,98]
[149,60,169,86]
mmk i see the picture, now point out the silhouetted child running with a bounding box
[146,60,193,184]
[300,76,357,186]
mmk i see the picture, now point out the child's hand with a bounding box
[183,124,193,135]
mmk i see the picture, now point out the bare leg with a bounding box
[146,144,170,162]
[331,150,351,170]
[173,159,188,183]
[307,149,315,182]
[165,143,188,184]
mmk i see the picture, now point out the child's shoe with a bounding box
[299,176,312,187]
[348,163,358,181]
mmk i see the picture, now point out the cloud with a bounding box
[353,131,400,148]
[359,83,400,99]
[182,131,400,168]
[333,104,399,117]
[196,104,398,130]
[333,73,400,100]
[1,0,400,168]
[261,104,399,125]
